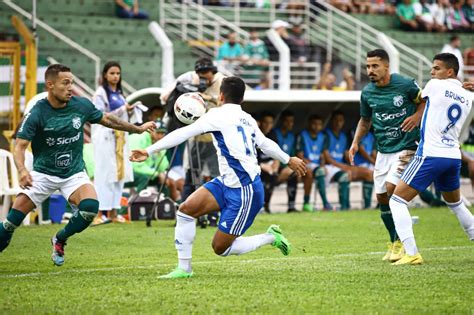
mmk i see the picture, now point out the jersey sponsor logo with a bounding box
[441,135,456,147]
[18,112,31,133]
[393,95,404,107]
[46,132,81,146]
[46,137,56,146]
[385,127,402,139]
[55,150,72,168]
[72,117,81,129]
[375,108,407,121]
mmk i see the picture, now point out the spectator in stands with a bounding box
[396,0,419,31]
[315,62,355,91]
[441,35,465,81]
[217,31,244,62]
[147,105,165,122]
[92,61,135,224]
[413,0,436,31]
[242,29,270,86]
[265,19,293,61]
[257,111,280,213]
[464,47,474,76]
[463,0,474,30]
[354,0,372,13]
[322,111,374,210]
[295,115,332,212]
[329,0,357,13]
[274,110,299,212]
[115,0,149,19]
[368,0,395,15]
[288,23,309,63]
[242,29,270,67]
[430,0,449,33]
[447,0,470,31]
[254,72,271,90]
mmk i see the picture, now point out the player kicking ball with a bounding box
[130,77,306,279]
[390,53,474,265]
[0,64,155,265]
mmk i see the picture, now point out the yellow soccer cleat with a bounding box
[392,253,423,265]
[382,242,392,261]
[389,240,405,262]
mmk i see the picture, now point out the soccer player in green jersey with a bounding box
[0,64,155,266]
[349,49,426,262]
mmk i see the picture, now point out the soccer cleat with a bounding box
[267,224,292,256]
[382,242,393,261]
[158,267,193,279]
[51,237,66,266]
[323,203,334,211]
[302,203,314,212]
[392,253,423,265]
[389,240,405,262]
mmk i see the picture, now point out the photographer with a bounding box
[160,58,226,226]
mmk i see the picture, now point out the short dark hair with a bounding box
[195,57,217,74]
[309,114,322,122]
[367,49,389,63]
[433,53,459,76]
[449,35,460,42]
[330,110,345,121]
[45,64,71,81]
[280,109,295,119]
[259,110,275,121]
[220,76,246,104]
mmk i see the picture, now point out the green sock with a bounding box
[338,182,350,210]
[380,204,398,242]
[1,208,26,234]
[316,175,329,206]
[303,195,310,204]
[362,181,374,209]
[56,199,99,242]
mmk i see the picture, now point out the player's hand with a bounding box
[139,121,156,134]
[463,81,474,92]
[348,143,358,166]
[401,114,421,132]
[129,150,149,162]
[287,157,306,177]
[18,168,33,189]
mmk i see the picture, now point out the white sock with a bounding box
[220,233,275,256]
[447,200,474,241]
[390,195,418,255]
[175,211,196,272]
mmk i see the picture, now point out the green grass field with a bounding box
[1,207,473,313]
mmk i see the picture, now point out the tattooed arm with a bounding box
[98,112,155,134]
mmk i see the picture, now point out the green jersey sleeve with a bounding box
[16,110,40,141]
[407,79,422,104]
[360,91,372,117]
[84,98,103,123]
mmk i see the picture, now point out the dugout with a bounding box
[127,88,362,134]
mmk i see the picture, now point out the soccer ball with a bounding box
[174,92,206,125]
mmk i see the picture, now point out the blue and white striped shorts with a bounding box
[204,176,264,236]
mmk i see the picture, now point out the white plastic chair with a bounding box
[0,149,22,221]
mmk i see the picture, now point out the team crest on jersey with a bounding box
[393,95,404,107]
[72,117,81,129]
[46,137,55,146]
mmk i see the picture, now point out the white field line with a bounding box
[1,245,472,279]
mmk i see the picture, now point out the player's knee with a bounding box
[178,201,195,217]
[77,199,99,222]
[315,167,325,177]
[376,193,389,204]
[212,240,229,256]
[337,172,349,183]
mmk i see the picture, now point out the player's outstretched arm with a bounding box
[349,117,371,165]
[99,113,156,134]
[13,138,33,189]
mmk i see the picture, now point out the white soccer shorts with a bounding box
[20,171,92,207]
[373,150,415,194]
